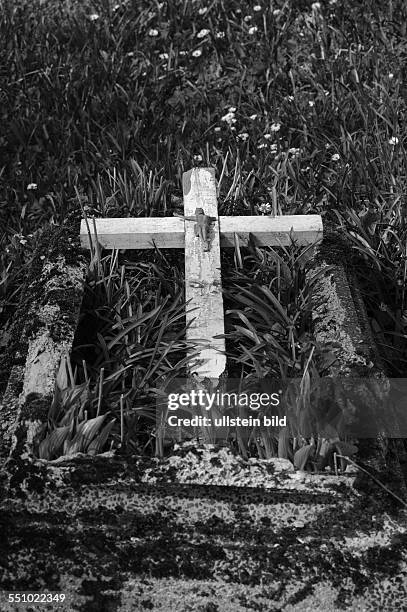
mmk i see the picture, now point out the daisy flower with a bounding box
[221,111,236,125]
[192,48,202,57]
[259,203,272,214]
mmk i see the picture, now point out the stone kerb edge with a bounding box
[0,223,87,466]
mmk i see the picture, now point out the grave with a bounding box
[80,167,322,383]
[1,169,406,611]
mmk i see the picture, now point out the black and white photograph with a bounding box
[1,0,407,610]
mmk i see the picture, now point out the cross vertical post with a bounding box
[182,168,226,384]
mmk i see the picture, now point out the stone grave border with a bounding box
[0,220,87,463]
[0,213,403,493]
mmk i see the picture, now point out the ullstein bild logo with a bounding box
[167,414,287,428]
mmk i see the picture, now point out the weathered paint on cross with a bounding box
[182,167,226,380]
[79,215,323,249]
[80,168,323,383]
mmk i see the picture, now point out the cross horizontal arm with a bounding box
[80,214,322,250]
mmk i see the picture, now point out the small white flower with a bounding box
[230,126,236,131]
[253,5,262,11]
[216,31,225,38]
[221,112,236,125]
[288,147,301,155]
[214,126,221,132]
[257,143,267,149]
[264,133,272,140]
[331,153,340,161]
[286,95,294,101]
[270,122,281,132]
[193,154,203,162]
[20,239,28,245]
[238,132,249,141]
[388,72,394,79]
[197,28,210,38]
[126,51,134,57]
[148,28,159,37]
[248,26,258,34]
[192,48,202,57]
[308,100,315,107]
[198,7,207,15]
[159,52,169,60]
[179,50,187,56]
[27,183,37,190]
[244,15,252,22]
[113,4,120,11]
[249,114,257,120]
[273,9,281,16]
[389,136,399,145]
[312,2,321,10]
[88,13,99,21]
[228,106,236,112]
[259,203,272,214]
[270,144,278,151]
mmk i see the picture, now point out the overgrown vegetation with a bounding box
[1,0,406,461]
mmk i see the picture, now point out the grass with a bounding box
[1,0,406,458]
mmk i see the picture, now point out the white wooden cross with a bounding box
[80,168,322,386]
